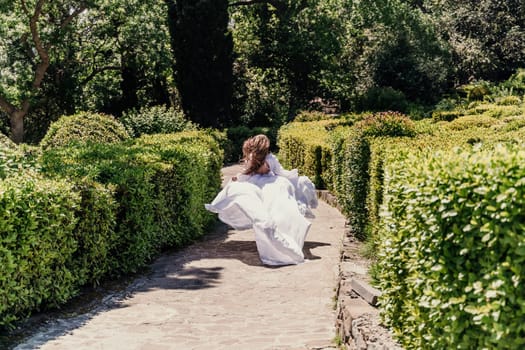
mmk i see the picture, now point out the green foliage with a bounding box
[424,1,525,83]
[432,110,462,122]
[40,130,222,274]
[332,0,451,107]
[0,176,79,327]
[41,142,158,274]
[377,145,525,349]
[329,126,370,239]
[69,180,118,286]
[0,133,16,150]
[464,83,491,101]
[40,112,130,150]
[277,120,336,189]
[447,115,500,131]
[495,95,522,106]
[354,111,416,137]
[120,105,196,138]
[231,0,342,120]
[501,68,525,95]
[0,146,40,179]
[294,110,335,122]
[355,87,409,113]
[232,65,291,127]
[499,116,525,132]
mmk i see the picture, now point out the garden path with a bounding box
[16,164,346,350]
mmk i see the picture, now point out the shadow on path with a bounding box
[9,219,331,350]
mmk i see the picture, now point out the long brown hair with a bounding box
[241,134,270,175]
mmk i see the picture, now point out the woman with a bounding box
[205,135,318,266]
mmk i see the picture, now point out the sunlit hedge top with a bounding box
[40,112,130,150]
[0,133,16,150]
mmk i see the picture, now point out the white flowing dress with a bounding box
[205,154,318,266]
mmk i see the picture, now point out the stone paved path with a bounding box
[17,165,346,350]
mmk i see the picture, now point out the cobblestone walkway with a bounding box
[17,165,346,350]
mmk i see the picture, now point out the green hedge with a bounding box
[40,112,130,150]
[277,120,336,189]
[120,105,196,138]
[70,180,118,286]
[0,130,223,328]
[40,130,222,275]
[0,176,80,326]
[377,145,525,349]
[329,126,370,239]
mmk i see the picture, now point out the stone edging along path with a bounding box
[317,191,401,350]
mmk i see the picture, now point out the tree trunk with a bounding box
[10,109,25,144]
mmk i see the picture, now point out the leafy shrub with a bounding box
[481,104,523,119]
[0,176,79,327]
[294,110,333,122]
[69,180,118,286]
[133,132,223,246]
[120,105,196,138]
[378,145,525,349]
[40,130,222,275]
[496,95,522,106]
[330,126,370,239]
[461,81,492,101]
[501,68,525,95]
[448,115,499,131]
[277,120,335,189]
[499,116,525,132]
[0,147,40,179]
[0,133,16,149]
[354,111,416,137]
[356,87,409,113]
[40,112,130,150]
[233,65,290,127]
[434,97,460,112]
[41,142,158,274]
[432,110,462,122]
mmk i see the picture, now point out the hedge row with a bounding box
[277,112,415,238]
[277,119,338,189]
[0,130,223,327]
[377,145,525,349]
[278,111,525,347]
[0,176,80,326]
[39,131,223,274]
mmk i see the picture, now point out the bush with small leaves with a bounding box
[0,133,16,150]
[120,105,196,138]
[378,145,525,349]
[294,110,333,122]
[354,111,416,137]
[496,95,522,106]
[40,112,130,150]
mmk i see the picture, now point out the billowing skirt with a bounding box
[205,174,317,266]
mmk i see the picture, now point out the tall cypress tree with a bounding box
[166,0,233,128]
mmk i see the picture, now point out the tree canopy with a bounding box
[0,0,523,142]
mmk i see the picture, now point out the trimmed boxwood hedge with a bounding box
[40,130,222,274]
[40,112,130,150]
[277,120,337,190]
[120,105,196,138]
[377,145,525,349]
[0,176,80,326]
[0,130,223,328]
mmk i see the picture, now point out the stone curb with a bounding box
[316,190,402,350]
